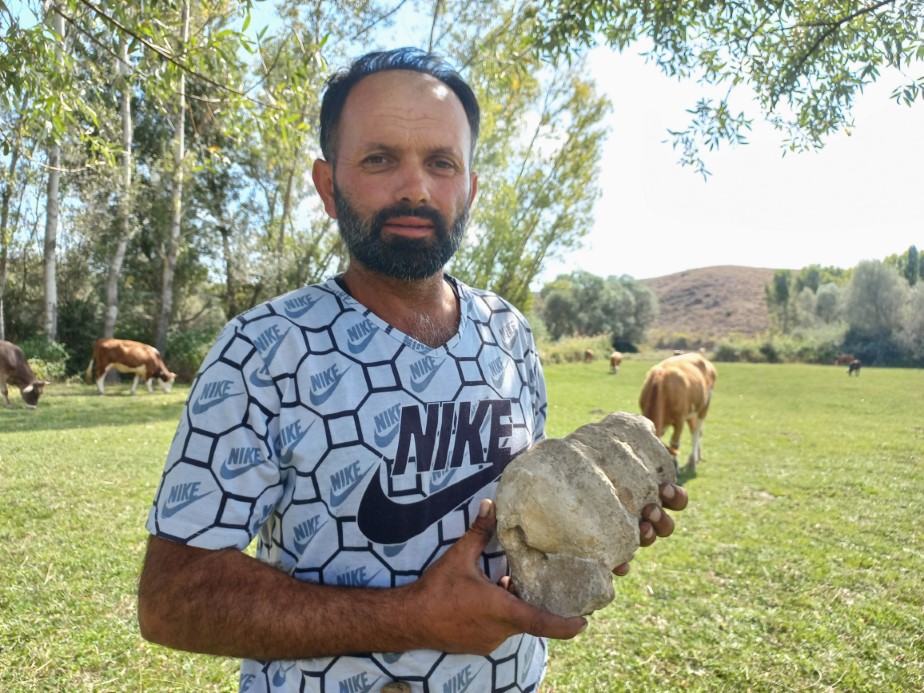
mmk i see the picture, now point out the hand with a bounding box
[613,482,689,576]
[407,499,588,655]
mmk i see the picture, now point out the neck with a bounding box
[340,263,459,348]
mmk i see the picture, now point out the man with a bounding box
[138,47,687,692]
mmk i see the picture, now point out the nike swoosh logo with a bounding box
[276,421,313,465]
[249,328,290,388]
[490,366,506,388]
[357,449,521,545]
[409,360,441,393]
[428,468,457,493]
[293,519,328,554]
[308,365,351,406]
[283,295,319,318]
[162,491,215,518]
[373,423,400,448]
[191,391,245,416]
[347,324,378,354]
[220,452,264,479]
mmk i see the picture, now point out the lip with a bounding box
[383,217,434,238]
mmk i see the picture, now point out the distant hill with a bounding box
[640,265,778,341]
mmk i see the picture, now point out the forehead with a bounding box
[337,70,472,158]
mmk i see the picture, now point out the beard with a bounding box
[333,183,468,281]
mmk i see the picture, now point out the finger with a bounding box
[452,499,496,562]
[499,575,517,594]
[642,504,675,538]
[612,563,630,577]
[659,483,689,511]
[639,520,656,547]
[511,600,588,641]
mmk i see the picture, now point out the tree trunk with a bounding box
[104,36,134,338]
[43,3,65,343]
[0,148,20,341]
[156,0,189,353]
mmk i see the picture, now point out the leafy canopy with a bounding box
[529,0,924,176]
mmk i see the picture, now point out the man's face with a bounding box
[312,70,478,280]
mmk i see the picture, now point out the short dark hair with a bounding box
[319,47,481,163]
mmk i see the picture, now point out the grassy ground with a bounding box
[1,361,922,691]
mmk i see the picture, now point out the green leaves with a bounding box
[529,0,924,173]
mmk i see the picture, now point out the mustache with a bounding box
[371,203,447,232]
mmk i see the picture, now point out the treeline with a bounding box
[4,2,922,379]
[533,248,924,368]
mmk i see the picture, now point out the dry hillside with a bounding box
[640,265,778,341]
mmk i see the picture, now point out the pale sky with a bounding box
[534,48,924,283]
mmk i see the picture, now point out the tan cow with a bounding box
[835,353,855,366]
[609,350,623,374]
[639,351,717,473]
[86,338,176,395]
[583,348,595,363]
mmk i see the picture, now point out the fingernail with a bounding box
[661,484,675,499]
[577,620,588,634]
[478,499,491,517]
[648,507,662,523]
[643,525,655,540]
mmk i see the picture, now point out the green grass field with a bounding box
[1,360,922,691]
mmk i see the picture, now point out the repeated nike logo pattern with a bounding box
[147,277,549,692]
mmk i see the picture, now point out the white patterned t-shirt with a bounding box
[146,275,549,692]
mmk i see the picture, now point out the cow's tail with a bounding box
[85,357,94,384]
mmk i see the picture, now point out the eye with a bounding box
[431,158,459,173]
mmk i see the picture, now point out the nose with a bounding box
[395,160,431,207]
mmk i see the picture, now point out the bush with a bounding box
[166,328,221,382]
[17,338,70,382]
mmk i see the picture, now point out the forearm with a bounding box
[137,535,419,659]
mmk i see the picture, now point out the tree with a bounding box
[529,1,924,175]
[766,269,793,333]
[905,244,919,286]
[815,282,844,324]
[415,1,610,310]
[538,270,657,346]
[845,260,909,335]
[899,282,924,361]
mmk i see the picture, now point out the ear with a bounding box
[22,384,33,393]
[312,159,338,219]
[468,171,479,207]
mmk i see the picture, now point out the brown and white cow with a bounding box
[86,338,176,395]
[847,359,862,376]
[609,350,623,374]
[639,351,717,473]
[583,348,595,363]
[0,340,49,409]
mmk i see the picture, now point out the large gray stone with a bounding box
[495,412,677,617]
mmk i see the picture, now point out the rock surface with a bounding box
[495,412,677,617]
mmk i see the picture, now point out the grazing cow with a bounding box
[583,349,595,363]
[848,359,862,376]
[609,351,623,374]
[86,338,176,395]
[639,351,717,473]
[835,353,855,366]
[0,340,49,409]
